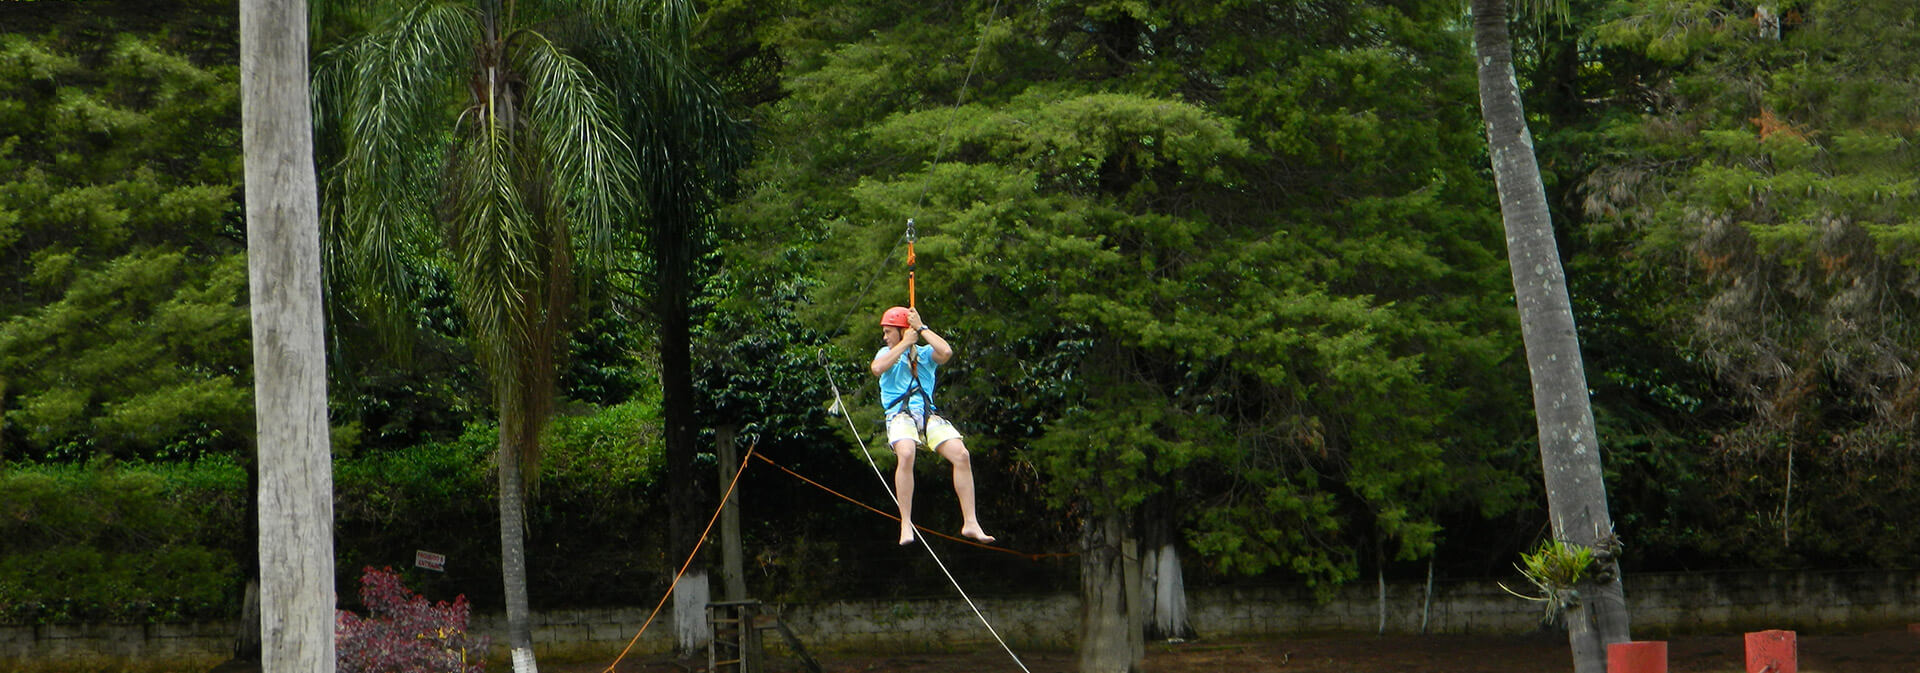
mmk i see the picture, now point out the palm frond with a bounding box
[508,31,637,275]
[567,0,663,36]
[443,114,541,383]
[1510,0,1572,28]
[653,0,696,56]
[318,1,482,344]
[588,30,747,189]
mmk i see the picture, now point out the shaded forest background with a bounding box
[1,0,1917,624]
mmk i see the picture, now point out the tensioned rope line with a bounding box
[817,350,1034,673]
[749,451,1073,561]
[601,442,758,673]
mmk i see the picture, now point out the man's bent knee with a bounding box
[893,440,920,459]
[936,440,970,464]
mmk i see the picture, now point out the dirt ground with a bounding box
[567,629,1920,673]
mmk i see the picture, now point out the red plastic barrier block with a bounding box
[1607,640,1668,673]
[1745,630,1797,673]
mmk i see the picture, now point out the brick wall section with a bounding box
[6,570,1918,667]
[0,621,233,665]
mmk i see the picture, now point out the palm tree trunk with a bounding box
[660,193,712,655]
[498,410,540,673]
[1469,1,1630,671]
[240,0,332,669]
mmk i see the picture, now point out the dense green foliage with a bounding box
[0,459,245,623]
[1571,0,1920,568]
[0,10,249,462]
[333,400,674,610]
[3,0,1919,623]
[734,0,1537,591]
[0,399,669,624]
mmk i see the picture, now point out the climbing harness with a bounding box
[881,219,939,431]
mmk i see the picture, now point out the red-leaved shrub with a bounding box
[336,566,488,673]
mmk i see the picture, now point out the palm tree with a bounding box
[240,0,333,670]
[1468,0,1631,671]
[568,2,750,652]
[315,2,640,670]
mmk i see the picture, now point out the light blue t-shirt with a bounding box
[876,344,938,417]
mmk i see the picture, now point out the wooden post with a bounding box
[1606,641,1667,673]
[718,425,746,601]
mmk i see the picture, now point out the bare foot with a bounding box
[960,526,996,544]
[899,525,917,546]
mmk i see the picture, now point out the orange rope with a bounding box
[602,442,758,673]
[750,452,1073,562]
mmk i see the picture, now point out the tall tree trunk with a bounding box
[1079,509,1145,673]
[1140,496,1193,642]
[660,201,711,655]
[717,425,747,601]
[1142,544,1194,641]
[499,408,540,673]
[240,0,333,669]
[236,581,262,660]
[0,377,8,461]
[237,395,264,662]
[1469,2,1630,671]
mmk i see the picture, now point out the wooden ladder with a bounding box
[706,599,824,673]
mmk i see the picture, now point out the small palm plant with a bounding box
[1501,539,1595,624]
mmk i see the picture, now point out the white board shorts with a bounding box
[887,412,963,451]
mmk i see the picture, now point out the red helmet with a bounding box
[880,306,912,328]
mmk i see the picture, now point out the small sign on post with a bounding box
[414,550,447,572]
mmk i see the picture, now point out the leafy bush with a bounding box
[541,398,664,492]
[0,544,238,623]
[0,458,246,551]
[332,403,670,609]
[0,459,245,624]
[332,429,496,606]
[337,566,488,673]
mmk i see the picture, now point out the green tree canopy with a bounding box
[734,0,1536,591]
[1581,0,1920,567]
[0,25,249,462]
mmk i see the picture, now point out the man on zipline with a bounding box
[871,305,995,546]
